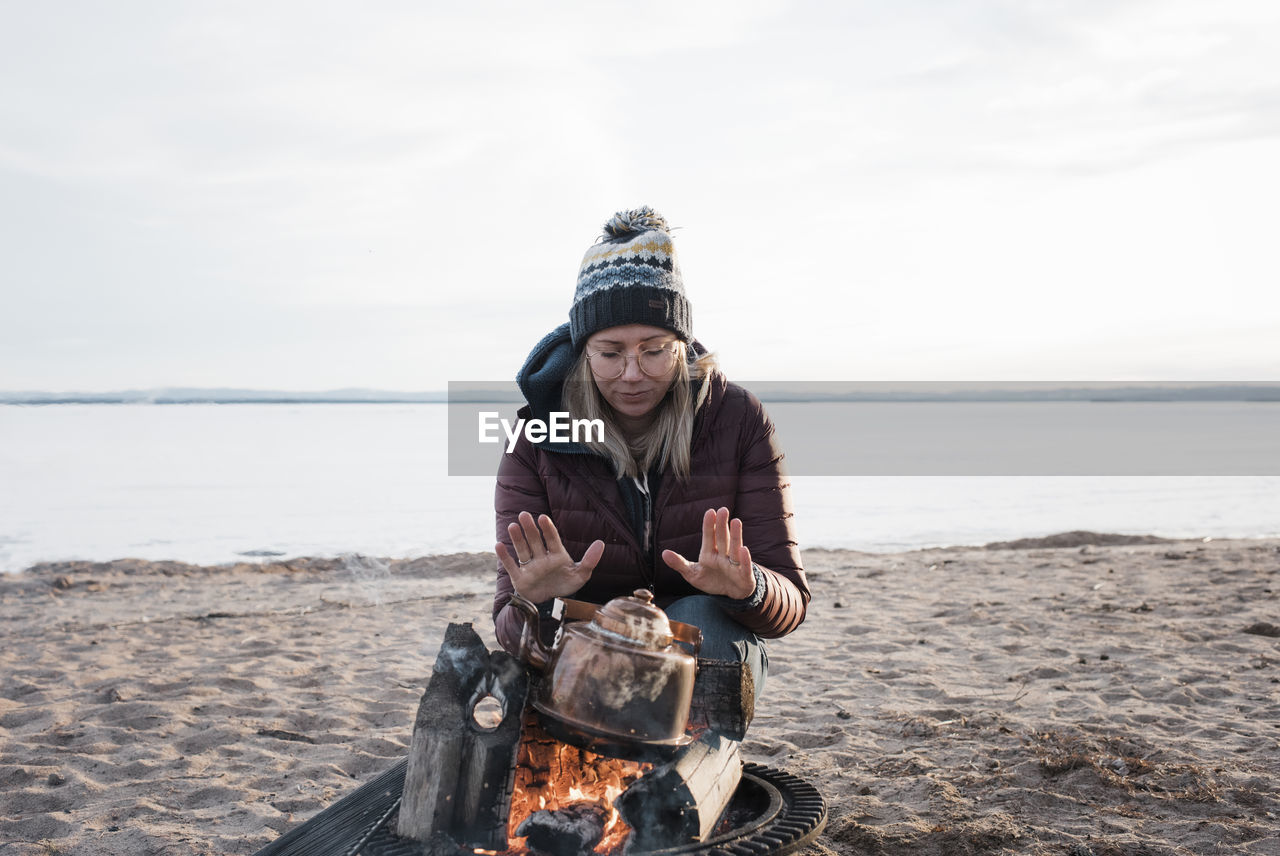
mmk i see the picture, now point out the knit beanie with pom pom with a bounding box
[569,206,692,349]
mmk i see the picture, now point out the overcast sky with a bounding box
[2,0,1278,392]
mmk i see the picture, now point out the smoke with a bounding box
[339,552,391,606]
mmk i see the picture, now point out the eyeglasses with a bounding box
[585,342,680,380]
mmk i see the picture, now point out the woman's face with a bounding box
[585,324,681,424]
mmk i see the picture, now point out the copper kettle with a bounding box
[509,589,702,748]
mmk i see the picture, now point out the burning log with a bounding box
[397,623,529,850]
[509,711,649,852]
[515,802,610,856]
[615,732,741,851]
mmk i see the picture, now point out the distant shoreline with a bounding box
[13,532,1277,577]
[3,383,1280,405]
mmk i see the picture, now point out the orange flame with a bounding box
[503,717,651,854]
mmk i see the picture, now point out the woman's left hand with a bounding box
[661,507,756,600]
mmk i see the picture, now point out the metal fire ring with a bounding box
[635,762,828,856]
[250,758,827,856]
[353,761,826,856]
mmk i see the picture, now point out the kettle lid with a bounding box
[593,588,673,649]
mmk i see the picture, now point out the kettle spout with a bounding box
[508,593,550,670]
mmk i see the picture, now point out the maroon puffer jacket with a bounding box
[493,371,809,655]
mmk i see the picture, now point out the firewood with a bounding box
[615,732,741,850]
[397,623,529,849]
[688,658,755,741]
[516,802,609,856]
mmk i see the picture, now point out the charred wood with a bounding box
[516,802,609,856]
[615,732,741,850]
[688,658,754,741]
[397,623,529,849]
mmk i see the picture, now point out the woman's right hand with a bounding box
[496,511,604,604]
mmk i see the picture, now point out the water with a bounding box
[1,403,1277,573]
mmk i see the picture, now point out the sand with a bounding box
[2,536,1278,856]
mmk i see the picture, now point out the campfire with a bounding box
[249,607,825,856]
[395,617,754,856]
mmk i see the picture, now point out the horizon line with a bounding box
[3,382,1280,405]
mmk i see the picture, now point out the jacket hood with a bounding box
[516,322,576,425]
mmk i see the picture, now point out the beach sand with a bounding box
[2,536,1278,855]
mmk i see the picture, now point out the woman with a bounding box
[493,207,809,695]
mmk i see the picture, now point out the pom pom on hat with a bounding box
[570,206,691,348]
[601,206,670,240]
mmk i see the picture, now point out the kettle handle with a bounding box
[518,594,702,658]
[566,596,702,657]
[670,619,702,658]
[508,593,550,671]
[559,598,601,622]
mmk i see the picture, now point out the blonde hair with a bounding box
[562,342,718,479]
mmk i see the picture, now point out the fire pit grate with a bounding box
[350,761,825,856]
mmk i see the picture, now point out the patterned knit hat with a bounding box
[569,206,691,349]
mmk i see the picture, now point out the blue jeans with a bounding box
[665,595,768,701]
